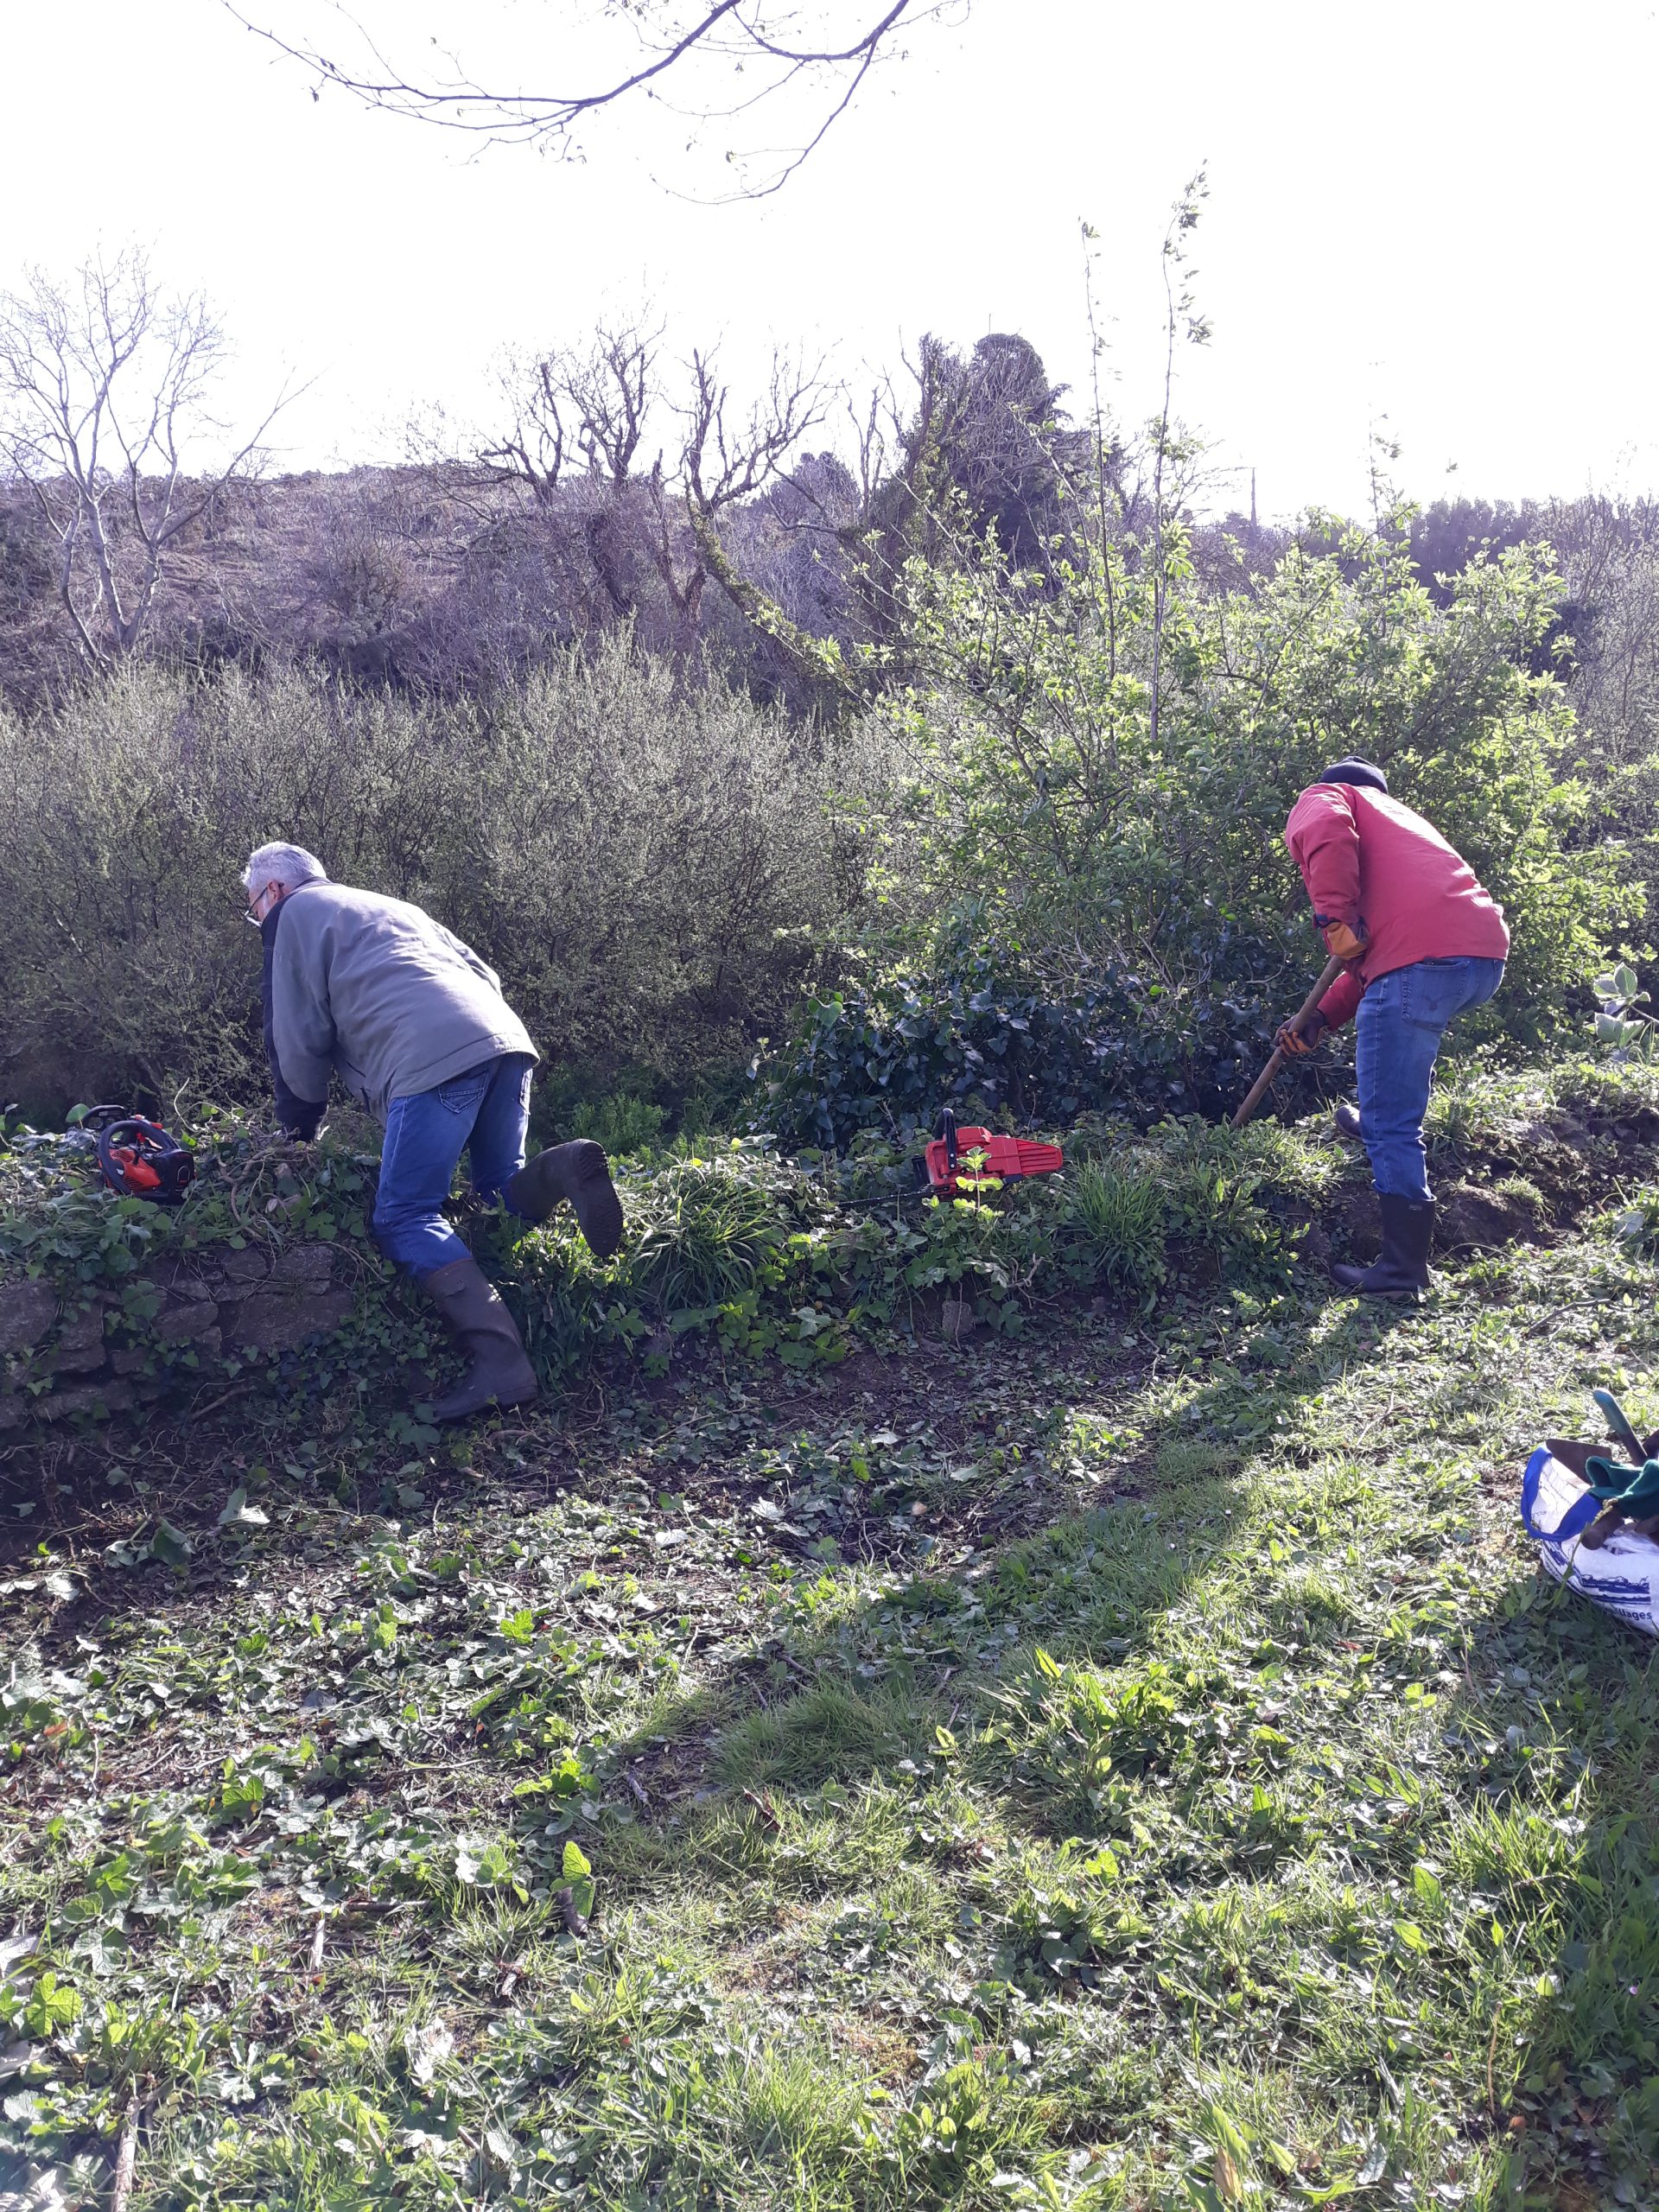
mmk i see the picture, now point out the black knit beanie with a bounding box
[1318,758,1389,794]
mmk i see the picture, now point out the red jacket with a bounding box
[1283,783,1510,1031]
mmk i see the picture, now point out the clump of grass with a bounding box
[1060,1160,1166,1298]
[715,1678,938,1790]
[1550,1055,1659,1123]
[622,1156,804,1309]
[984,1647,1231,1828]
[1153,1434,1235,1482]
[1494,1173,1547,1217]
[1426,1075,1483,1158]
[1160,1112,1341,1205]
[569,1089,669,1157]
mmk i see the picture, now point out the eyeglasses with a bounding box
[244,880,277,925]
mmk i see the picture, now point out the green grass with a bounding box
[5,1130,1659,2209]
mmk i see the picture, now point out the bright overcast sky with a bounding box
[3,0,1656,520]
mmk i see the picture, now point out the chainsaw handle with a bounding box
[936,1107,958,1174]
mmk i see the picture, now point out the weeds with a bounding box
[6,1077,1659,2208]
[1058,1162,1166,1300]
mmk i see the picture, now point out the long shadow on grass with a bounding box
[10,1276,1418,1851]
[1409,1570,1659,2202]
[591,1283,1420,1811]
[576,1284,1659,2202]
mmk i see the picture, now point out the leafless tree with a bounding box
[467,322,829,658]
[682,346,827,521]
[474,359,569,510]
[0,250,297,663]
[227,0,968,197]
[673,343,830,650]
[477,317,666,506]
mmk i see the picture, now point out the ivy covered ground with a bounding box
[4,1069,1659,2211]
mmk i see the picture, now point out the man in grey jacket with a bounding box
[244,842,622,1421]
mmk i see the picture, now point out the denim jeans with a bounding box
[372,1052,535,1277]
[1356,957,1504,1202]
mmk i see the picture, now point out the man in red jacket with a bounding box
[1276,760,1509,1295]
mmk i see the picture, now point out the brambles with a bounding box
[8,1061,1659,1434]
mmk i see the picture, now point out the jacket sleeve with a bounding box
[267,912,335,1131]
[1284,785,1363,925]
[1318,968,1364,1033]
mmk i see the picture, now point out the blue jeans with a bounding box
[373,1053,535,1277]
[1356,957,1504,1202]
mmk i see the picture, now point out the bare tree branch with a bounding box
[682,345,828,513]
[225,0,967,195]
[459,317,831,664]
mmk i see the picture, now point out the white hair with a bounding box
[243,842,328,893]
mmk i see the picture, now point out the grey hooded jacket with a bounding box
[263,880,537,1125]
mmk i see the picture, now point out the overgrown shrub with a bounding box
[796,516,1633,1139]
[756,955,1192,1148]
[0,638,880,1119]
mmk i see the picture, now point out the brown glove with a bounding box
[1319,918,1369,964]
[1276,1009,1328,1058]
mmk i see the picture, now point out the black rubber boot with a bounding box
[505,1141,624,1259]
[420,1255,537,1421]
[1333,1100,1363,1141]
[1332,1193,1433,1298]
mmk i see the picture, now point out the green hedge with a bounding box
[0,640,880,1122]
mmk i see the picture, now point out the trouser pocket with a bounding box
[1399,958,1483,1030]
[435,1061,495,1116]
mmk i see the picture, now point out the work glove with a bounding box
[1276,1009,1328,1058]
[276,1101,326,1142]
[1318,917,1368,964]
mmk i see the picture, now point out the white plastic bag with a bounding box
[1520,1445,1659,1637]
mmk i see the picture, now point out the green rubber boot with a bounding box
[506,1140,624,1260]
[420,1255,537,1421]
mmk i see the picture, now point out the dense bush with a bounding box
[2,317,1649,1157]
[3,513,1636,1149]
[0,637,880,1121]
[780,516,1635,1141]
[758,955,1260,1149]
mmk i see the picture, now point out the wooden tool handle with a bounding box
[1230,955,1347,1130]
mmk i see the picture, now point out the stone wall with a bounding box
[0,1243,356,1432]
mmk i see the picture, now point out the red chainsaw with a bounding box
[919,1107,1064,1195]
[80,1104,195,1206]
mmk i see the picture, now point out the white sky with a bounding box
[2,0,1656,519]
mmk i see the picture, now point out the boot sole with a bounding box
[569,1156,624,1261]
[509,1142,625,1259]
[1330,1270,1426,1300]
[430,1380,538,1422]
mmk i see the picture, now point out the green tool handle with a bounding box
[1592,1387,1645,1464]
